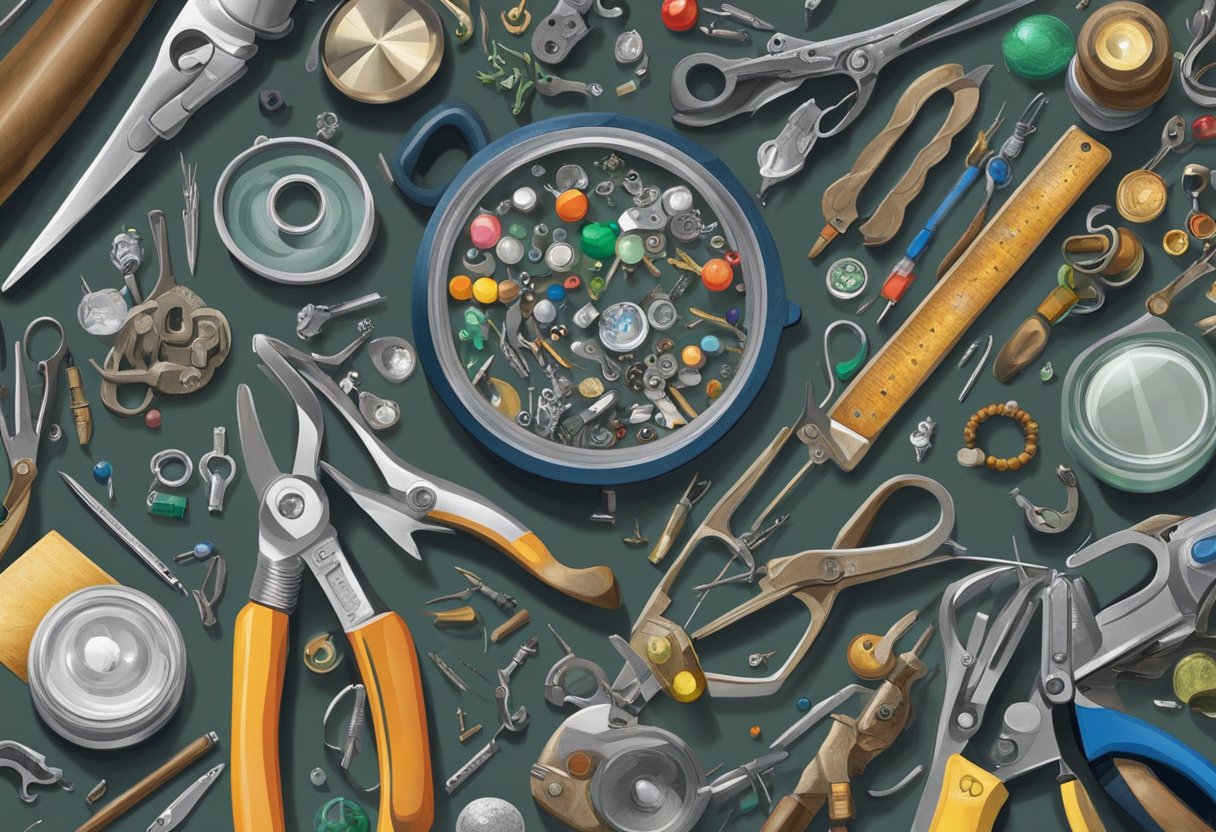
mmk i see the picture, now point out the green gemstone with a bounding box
[507,222,528,239]
[616,233,645,265]
[1040,361,1055,382]
[580,222,618,259]
[1003,15,1074,80]
[148,492,187,519]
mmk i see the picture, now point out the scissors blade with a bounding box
[147,763,224,832]
[3,91,155,291]
[904,0,1038,53]
[253,334,324,479]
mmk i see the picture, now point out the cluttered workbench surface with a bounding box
[5,0,1216,829]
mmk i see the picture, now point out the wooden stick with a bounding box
[76,732,219,832]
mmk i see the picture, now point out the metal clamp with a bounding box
[199,427,237,514]
[0,741,72,803]
[1010,465,1081,534]
[532,0,622,65]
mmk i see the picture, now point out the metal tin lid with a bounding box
[1062,316,1216,492]
[322,0,444,104]
[214,137,376,284]
[28,586,187,749]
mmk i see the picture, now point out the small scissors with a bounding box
[669,0,1034,129]
[0,317,67,560]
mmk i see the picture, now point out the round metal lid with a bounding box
[214,136,376,285]
[322,0,444,104]
[28,585,187,749]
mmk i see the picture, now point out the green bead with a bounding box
[148,492,187,519]
[1040,361,1055,382]
[616,233,645,265]
[314,798,370,832]
[588,275,605,300]
[1003,15,1074,80]
[580,222,618,260]
[507,222,528,240]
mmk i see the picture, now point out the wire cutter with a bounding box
[262,336,621,609]
[4,0,297,292]
[915,567,1105,831]
[231,335,430,832]
[0,317,67,560]
[1065,509,1216,829]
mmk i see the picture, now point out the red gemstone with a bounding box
[662,0,698,31]
[1194,115,1216,142]
[145,408,162,429]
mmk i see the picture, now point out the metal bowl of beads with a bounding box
[412,112,799,484]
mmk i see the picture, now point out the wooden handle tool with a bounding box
[76,731,219,832]
[0,0,156,208]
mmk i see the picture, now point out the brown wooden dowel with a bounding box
[75,731,219,832]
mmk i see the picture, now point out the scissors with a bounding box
[670,0,1032,128]
[4,0,297,291]
[0,317,67,560]
[1065,510,1216,830]
[914,567,1107,831]
[232,335,430,831]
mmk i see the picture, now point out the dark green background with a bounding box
[2,0,1216,829]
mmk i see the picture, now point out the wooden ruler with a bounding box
[829,126,1110,462]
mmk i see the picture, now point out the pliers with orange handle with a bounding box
[231,335,431,831]
[263,335,621,610]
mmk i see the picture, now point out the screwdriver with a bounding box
[861,105,1006,325]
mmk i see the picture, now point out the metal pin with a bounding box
[958,334,994,402]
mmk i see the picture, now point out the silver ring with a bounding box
[150,449,193,489]
[267,174,328,236]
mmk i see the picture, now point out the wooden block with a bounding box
[0,531,117,682]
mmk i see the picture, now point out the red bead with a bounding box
[145,408,162,429]
[1194,115,1216,142]
[662,0,698,31]
[724,249,741,267]
[563,275,581,291]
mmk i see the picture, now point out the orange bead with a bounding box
[681,345,705,369]
[449,274,473,301]
[748,725,762,739]
[555,189,589,223]
[701,258,734,292]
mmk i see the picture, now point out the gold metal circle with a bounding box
[1163,229,1190,257]
[1116,169,1167,223]
[1095,19,1152,71]
[577,377,605,398]
[322,0,444,104]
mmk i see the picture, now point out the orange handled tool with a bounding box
[231,338,433,832]
[265,335,621,610]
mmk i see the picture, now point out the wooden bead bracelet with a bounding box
[957,400,1038,472]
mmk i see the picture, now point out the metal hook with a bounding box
[1009,465,1080,534]
[817,320,868,407]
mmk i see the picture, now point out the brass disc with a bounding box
[1116,169,1167,223]
[322,0,444,104]
[488,378,521,417]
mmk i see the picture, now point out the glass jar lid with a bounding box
[1063,321,1216,492]
[28,585,187,749]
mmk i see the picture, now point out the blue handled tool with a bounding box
[861,105,1005,325]
[1064,508,1216,829]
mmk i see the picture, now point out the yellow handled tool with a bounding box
[231,338,432,831]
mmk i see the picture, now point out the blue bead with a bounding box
[796,697,811,712]
[989,157,1013,187]
[546,284,566,304]
[725,307,741,326]
[92,461,113,483]
[194,540,215,560]
[700,335,722,356]
[1194,536,1216,564]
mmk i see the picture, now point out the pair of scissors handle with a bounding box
[692,476,956,698]
[232,602,432,831]
[22,317,66,438]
